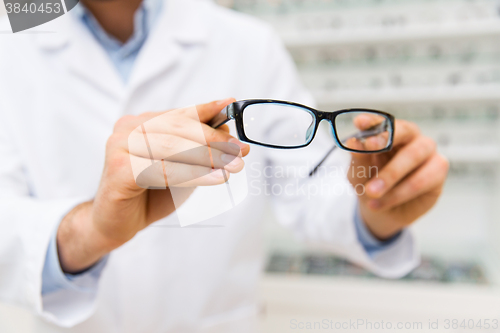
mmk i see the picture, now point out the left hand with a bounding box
[348,119,449,240]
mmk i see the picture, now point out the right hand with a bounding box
[57,98,250,273]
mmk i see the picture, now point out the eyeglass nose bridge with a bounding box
[303,110,335,145]
[316,111,337,130]
[315,111,343,147]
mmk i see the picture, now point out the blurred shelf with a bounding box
[314,85,500,107]
[229,0,497,13]
[282,21,500,48]
[266,253,489,284]
[440,146,500,164]
[259,274,500,332]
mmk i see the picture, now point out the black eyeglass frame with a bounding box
[209,99,396,154]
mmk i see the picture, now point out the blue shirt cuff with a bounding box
[42,228,108,295]
[354,202,402,257]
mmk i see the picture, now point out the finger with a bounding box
[113,110,184,134]
[348,135,391,186]
[132,155,231,188]
[195,98,236,123]
[353,113,386,131]
[219,124,230,133]
[392,119,420,148]
[129,133,245,173]
[113,114,153,134]
[344,137,365,151]
[366,153,449,211]
[364,132,390,151]
[187,120,250,157]
[113,99,235,134]
[348,151,377,186]
[366,186,444,230]
[349,120,421,188]
[364,135,437,198]
[199,122,250,157]
[137,116,250,156]
[343,132,389,152]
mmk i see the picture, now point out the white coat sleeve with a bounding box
[258,29,420,279]
[0,104,101,327]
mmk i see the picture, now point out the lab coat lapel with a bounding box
[35,14,125,101]
[128,0,209,93]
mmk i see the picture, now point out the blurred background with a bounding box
[1,0,500,332]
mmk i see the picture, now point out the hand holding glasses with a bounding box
[209,99,395,176]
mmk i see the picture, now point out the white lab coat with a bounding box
[0,0,419,332]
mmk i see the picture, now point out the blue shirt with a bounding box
[41,1,400,295]
[74,0,162,82]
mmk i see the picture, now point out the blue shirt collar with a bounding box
[72,0,163,58]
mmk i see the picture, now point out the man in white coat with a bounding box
[0,0,449,332]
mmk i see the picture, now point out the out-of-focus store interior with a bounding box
[215,0,500,331]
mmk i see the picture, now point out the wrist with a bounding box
[57,202,117,274]
[359,205,402,241]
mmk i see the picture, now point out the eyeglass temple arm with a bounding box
[309,121,389,177]
[208,105,235,128]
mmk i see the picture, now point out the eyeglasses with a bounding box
[209,99,395,176]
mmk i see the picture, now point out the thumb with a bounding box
[196,98,236,123]
[348,152,373,187]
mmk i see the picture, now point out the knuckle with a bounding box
[114,115,137,132]
[408,179,422,193]
[398,119,420,136]
[140,111,159,119]
[436,154,450,174]
[107,153,129,172]
[420,136,437,153]
[106,133,124,150]
[382,167,399,187]
[204,129,220,144]
[406,146,423,166]
[406,136,435,164]
[407,121,420,135]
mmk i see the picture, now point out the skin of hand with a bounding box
[57,98,250,274]
[347,117,449,241]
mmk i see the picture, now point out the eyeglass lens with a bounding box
[335,111,391,152]
[243,103,315,147]
[241,103,391,152]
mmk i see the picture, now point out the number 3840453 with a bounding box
[5,2,62,14]
[444,319,498,330]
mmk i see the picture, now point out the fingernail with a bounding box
[216,98,233,106]
[369,200,382,210]
[367,179,385,194]
[221,154,242,168]
[229,138,248,151]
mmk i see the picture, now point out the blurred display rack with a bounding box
[266,252,489,285]
[282,20,500,47]
[313,86,500,107]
